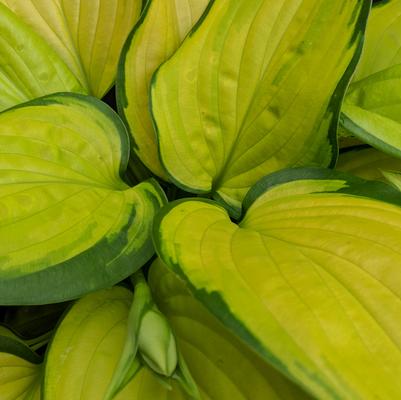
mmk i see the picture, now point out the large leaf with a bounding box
[336,146,401,181]
[341,0,401,155]
[151,0,369,214]
[0,2,85,112]
[149,259,312,400]
[0,93,165,305]
[154,168,401,399]
[44,286,185,400]
[0,335,42,400]
[117,0,209,179]
[0,0,141,98]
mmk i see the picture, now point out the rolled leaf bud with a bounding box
[138,308,178,377]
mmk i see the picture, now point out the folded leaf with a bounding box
[342,64,401,157]
[44,287,185,400]
[117,0,209,179]
[0,0,141,97]
[154,168,401,399]
[151,0,369,214]
[341,0,401,154]
[0,93,165,304]
[149,259,312,400]
[337,147,401,181]
[0,2,85,112]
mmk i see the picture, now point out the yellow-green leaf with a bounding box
[117,0,209,179]
[336,147,401,181]
[149,259,312,400]
[154,168,401,399]
[0,93,166,304]
[0,2,85,112]
[43,286,186,400]
[0,335,42,400]
[341,0,401,155]
[1,0,141,97]
[151,0,369,214]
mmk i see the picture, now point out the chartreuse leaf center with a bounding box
[154,168,401,400]
[0,93,166,305]
[151,0,369,215]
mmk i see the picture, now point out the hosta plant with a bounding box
[0,0,401,400]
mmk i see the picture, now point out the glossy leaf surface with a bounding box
[154,168,401,399]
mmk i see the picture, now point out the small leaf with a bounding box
[0,335,42,400]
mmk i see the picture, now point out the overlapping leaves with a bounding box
[0,0,142,112]
[341,0,401,158]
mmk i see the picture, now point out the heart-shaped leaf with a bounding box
[151,0,369,214]
[154,168,401,399]
[0,93,165,305]
[0,0,141,99]
[149,259,312,400]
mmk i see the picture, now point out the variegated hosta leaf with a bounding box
[0,0,142,98]
[341,0,401,155]
[336,147,401,181]
[149,259,312,400]
[154,168,401,399]
[151,0,369,214]
[44,287,185,400]
[0,335,42,400]
[117,0,210,179]
[0,93,165,305]
[0,2,85,112]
